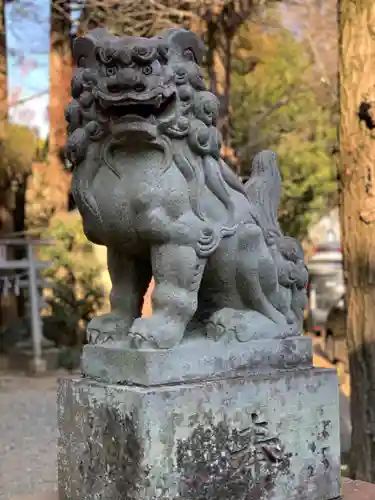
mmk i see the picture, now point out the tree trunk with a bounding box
[0,184,18,328]
[0,3,18,327]
[0,1,7,124]
[205,11,218,96]
[13,173,29,317]
[49,0,72,215]
[219,28,233,151]
[339,0,375,482]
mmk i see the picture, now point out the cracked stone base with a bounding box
[58,367,341,500]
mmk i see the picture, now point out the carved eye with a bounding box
[176,67,186,77]
[174,66,188,85]
[178,86,192,102]
[142,65,152,76]
[106,66,117,77]
[157,43,169,62]
[204,102,213,114]
[77,56,86,68]
[183,48,196,62]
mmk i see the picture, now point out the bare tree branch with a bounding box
[282,0,338,103]
[0,91,48,122]
[9,90,48,109]
[238,82,305,159]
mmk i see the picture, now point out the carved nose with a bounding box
[107,70,146,93]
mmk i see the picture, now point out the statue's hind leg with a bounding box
[87,248,151,344]
[236,224,286,323]
[205,224,288,342]
[129,244,206,348]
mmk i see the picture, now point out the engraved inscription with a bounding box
[177,412,291,500]
[228,413,284,476]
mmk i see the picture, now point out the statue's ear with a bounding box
[73,28,110,66]
[162,29,205,65]
[72,36,96,66]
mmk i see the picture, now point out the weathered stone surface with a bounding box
[82,335,313,386]
[13,479,375,500]
[58,367,340,500]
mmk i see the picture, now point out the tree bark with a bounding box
[0,2,18,327]
[205,10,218,96]
[219,28,233,151]
[0,1,7,125]
[339,0,375,481]
[48,0,72,215]
[13,173,29,317]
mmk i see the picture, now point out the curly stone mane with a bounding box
[159,33,250,255]
[64,28,249,256]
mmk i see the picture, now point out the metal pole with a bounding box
[27,243,43,370]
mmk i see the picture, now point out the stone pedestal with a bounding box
[58,335,341,500]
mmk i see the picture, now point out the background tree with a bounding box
[0,0,13,237]
[338,0,375,482]
[284,0,338,106]
[48,0,72,215]
[77,0,195,35]
[231,14,336,238]
[0,1,37,325]
[0,122,39,325]
[199,1,280,154]
[0,1,7,125]
[39,212,105,348]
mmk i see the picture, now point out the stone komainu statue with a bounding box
[64,27,308,349]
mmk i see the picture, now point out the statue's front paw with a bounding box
[87,313,131,344]
[129,314,185,349]
[205,308,240,341]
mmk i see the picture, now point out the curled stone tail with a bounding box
[244,150,283,238]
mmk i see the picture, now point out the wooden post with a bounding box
[27,242,43,372]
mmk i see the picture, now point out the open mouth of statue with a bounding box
[99,90,177,123]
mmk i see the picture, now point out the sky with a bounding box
[6,0,51,139]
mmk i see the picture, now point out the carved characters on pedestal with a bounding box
[177,411,290,499]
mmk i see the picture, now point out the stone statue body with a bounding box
[65,27,307,349]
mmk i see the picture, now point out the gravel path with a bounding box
[0,374,64,500]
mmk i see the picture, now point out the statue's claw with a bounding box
[87,328,115,345]
[205,321,227,341]
[129,332,143,349]
[86,313,132,344]
[129,315,185,349]
[128,331,158,349]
